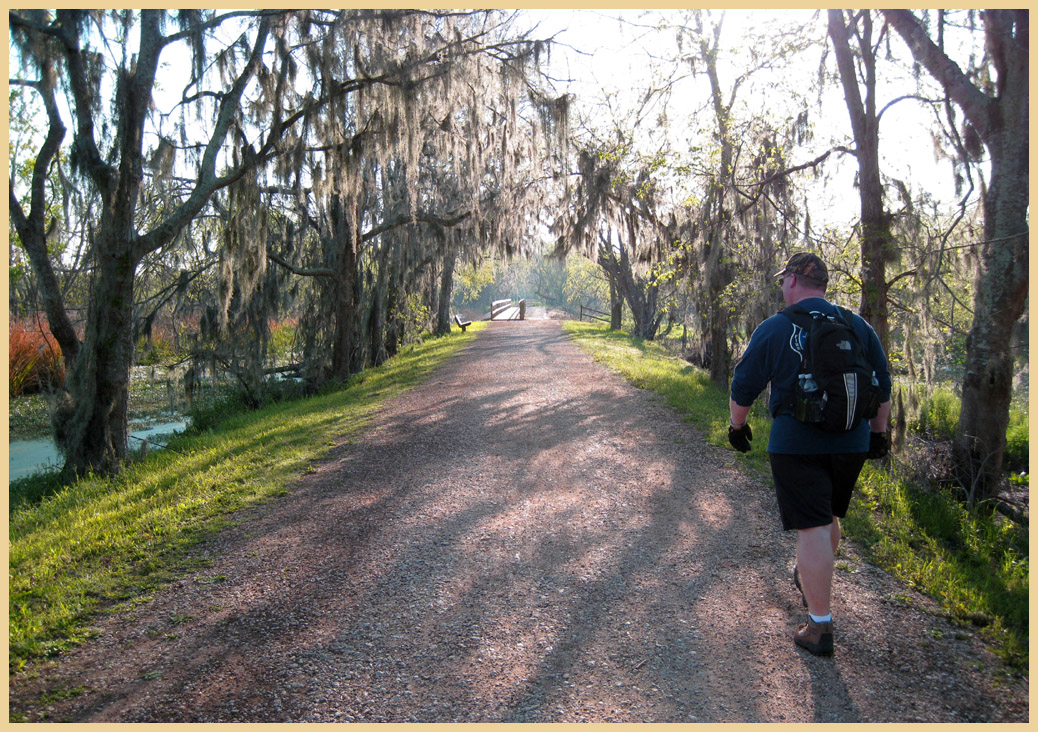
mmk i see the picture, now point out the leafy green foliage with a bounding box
[136,332,178,367]
[394,294,432,346]
[453,259,498,306]
[1003,410,1028,475]
[268,319,298,363]
[184,386,252,434]
[562,256,609,313]
[909,387,961,439]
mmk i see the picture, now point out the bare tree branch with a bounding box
[881,10,997,137]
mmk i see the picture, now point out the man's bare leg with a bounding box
[796,524,834,617]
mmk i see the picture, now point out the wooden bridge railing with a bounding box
[491,299,512,319]
[490,298,527,320]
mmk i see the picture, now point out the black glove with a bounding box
[728,422,752,453]
[867,431,889,460]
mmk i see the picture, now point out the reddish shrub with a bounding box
[9,319,65,396]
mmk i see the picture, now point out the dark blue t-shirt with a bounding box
[730,297,891,454]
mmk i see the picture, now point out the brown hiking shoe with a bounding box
[794,618,834,656]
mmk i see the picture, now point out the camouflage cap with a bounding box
[774,252,829,284]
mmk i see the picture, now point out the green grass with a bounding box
[844,465,1029,670]
[8,323,484,671]
[563,320,1028,674]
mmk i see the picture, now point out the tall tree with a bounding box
[9,10,288,476]
[675,9,813,382]
[827,9,897,349]
[265,11,564,383]
[7,10,458,477]
[11,8,563,477]
[691,9,739,383]
[553,143,685,341]
[882,9,1028,501]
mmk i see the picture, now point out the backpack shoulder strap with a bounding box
[832,306,855,325]
[832,306,871,347]
[779,304,814,328]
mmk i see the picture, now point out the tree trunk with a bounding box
[829,10,893,349]
[699,220,731,383]
[599,227,663,341]
[609,276,623,330]
[605,265,662,340]
[384,243,406,359]
[699,14,734,385]
[883,9,1028,500]
[368,285,388,368]
[368,241,394,367]
[385,276,402,360]
[954,124,1029,501]
[704,239,731,384]
[50,11,159,477]
[59,243,138,477]
[330,204,361,381]
[434,248,456,336]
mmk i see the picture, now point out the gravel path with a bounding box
[10,320,1027,722]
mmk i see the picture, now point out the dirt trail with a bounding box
[10,320,1027,722]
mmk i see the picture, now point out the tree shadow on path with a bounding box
[14,321,1025,723]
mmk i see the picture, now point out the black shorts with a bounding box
[768,452,868,531]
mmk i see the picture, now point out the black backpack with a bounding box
[779,304,882,432]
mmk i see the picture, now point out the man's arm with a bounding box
[870,401,890,433]
[730,399,752,427]
[729,317,775,423]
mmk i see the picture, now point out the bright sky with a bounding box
[10,9,973,237]
[519,8,968,231]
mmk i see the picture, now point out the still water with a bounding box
[9,421,187,482]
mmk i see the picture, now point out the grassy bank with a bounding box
[563,321,1028,673]
[8,323,485,671]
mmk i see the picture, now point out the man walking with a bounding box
[727,252,890,656]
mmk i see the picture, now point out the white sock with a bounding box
[809,612,832,624]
